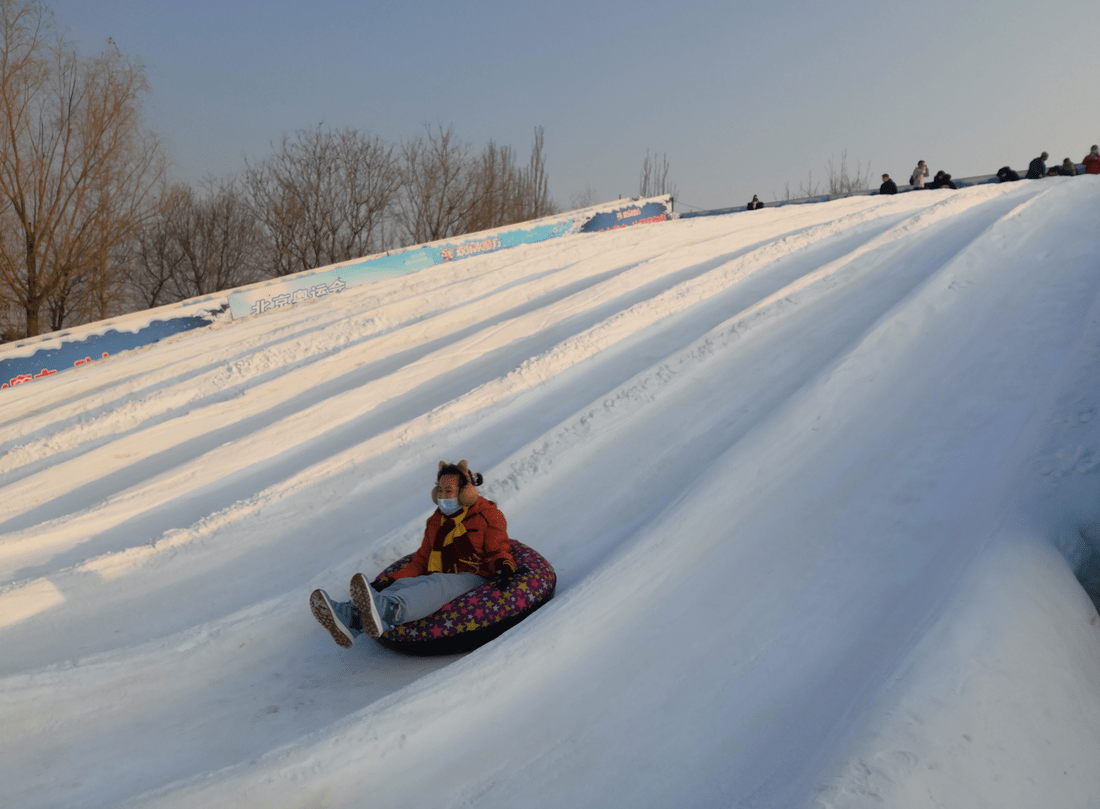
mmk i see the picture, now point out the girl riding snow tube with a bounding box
[310,460,555,656]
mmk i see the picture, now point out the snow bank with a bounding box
[815,538,1100,808]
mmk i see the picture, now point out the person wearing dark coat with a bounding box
[1026,152,1049,179]
[928,170,957,190]
[747,195,764,210]
[879,174,897,195]
[996,166,1021,182]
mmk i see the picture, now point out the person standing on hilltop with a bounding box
[910,160,929,189]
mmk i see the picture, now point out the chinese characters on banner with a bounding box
[579,200,670,234]
[1,316,212,391]
[440,236,503,262]
[2,354,108,389]
[248,278,349,317]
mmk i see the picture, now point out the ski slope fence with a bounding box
[0,196,672,391]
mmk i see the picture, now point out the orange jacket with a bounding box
[390,497,515,581]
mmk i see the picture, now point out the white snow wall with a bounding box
[0,196,672,391]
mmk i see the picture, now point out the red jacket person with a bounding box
[310,460,517,647]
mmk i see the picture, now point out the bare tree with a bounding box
[569,184,597,210]
[394,123,479,245]
[46,124,164,327]
[523,126,554,219]
[0,1,163,336]
[0,197,23,337]
[168,178,266,299]
[126,183,187,309]
[639,149,677,198]
[775,152,872,202]
[826,151,873,198]
[244,126,400,277]
[464,139,518,233]
[464,127,557,232]
[0,280,18,340]
[777,171,821,201]
[127,178,266,306]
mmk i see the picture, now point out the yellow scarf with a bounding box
[428,507,468,573]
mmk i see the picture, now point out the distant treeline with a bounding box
[0,0,555,340]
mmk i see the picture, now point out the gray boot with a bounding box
[310,589,363,648]
[350,573,398,638]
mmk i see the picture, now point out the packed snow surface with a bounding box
[3,179,1100,808]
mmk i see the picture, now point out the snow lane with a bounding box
[485,187,1044,586]
[5,199,954,629]
[0,191,922,458]
[0,193,996,664]
[2,179,1097,809]
[0,247,636,478]
[0,188,1038,638]
[0,194,947,557]
[150,180,1100,809]
[0,596,450,809]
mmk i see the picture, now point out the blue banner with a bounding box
[1,315,213,390]
[226,219,576,320]
[2,196,674,392]
[580,200,670,233]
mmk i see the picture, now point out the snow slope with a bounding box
[3,178,1100,808]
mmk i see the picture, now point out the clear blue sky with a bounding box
[50,0,1100,211]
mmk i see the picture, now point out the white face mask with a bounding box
[437,497,461,515]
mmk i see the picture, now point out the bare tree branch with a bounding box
[639,149,677,198]
[394,123,477,245]
[245,126,400,277]
[125,178,266,307]
[0,1,163,336]
[397,124,557,243]
[826,150,873,198]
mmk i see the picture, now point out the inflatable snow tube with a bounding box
[373,540,556,656]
